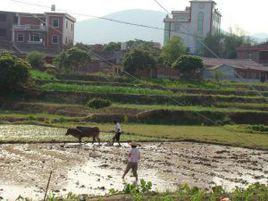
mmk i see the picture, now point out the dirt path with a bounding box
[0,142,268,200]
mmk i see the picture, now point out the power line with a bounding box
[9,0,267,103]
[150,0,265,147]
[7,0,264,147]
[8,0,202,40]
[151,0,268,101]
[152,0,171,15]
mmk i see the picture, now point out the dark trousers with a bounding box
[112,132,121,144]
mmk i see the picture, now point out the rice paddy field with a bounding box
[1,70,268,200]
[1,71,268,148]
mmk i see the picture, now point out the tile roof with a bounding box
[202,57,268,72]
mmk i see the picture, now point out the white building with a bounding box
[164,0,221,54]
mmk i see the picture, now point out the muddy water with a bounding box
[0,142,267,200]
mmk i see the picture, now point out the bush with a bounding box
[30,70,57,81]
[27,51,44,69]
[0,52,31,93]
[160,36,186,65]
[248,125,268,133]
[123,49,156,74]
[54,47,91,73]
[172,55,204,81]
[87,98,111,109]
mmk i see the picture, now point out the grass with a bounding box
[216,102,268,110]
[226,124,268,134]
[7,101,267,118]
[147,78,268,90]
[116,123,268,149]
[1,123,267,149]
[112,103,266,113]
[148,78,231,90]
[37,79,268,98]
[0,124,159,143]
[30,70,57,81]
[41,83,174,96]
[20,181,268,201]
[40,83,267,103]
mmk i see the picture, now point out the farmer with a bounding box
[122,142,140,182]
[111,120,122,146]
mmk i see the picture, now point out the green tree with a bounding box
[202,34,224,58]
[161,36,186,65]
[172,55,204,80]
[222,32,255,59]
[203,27,256,59]
[123,40,161,64]
[103,42,121,52]
[123,49,156,74]
[54,47,91,73]
[0,52,31,92]
[27,51,44,69]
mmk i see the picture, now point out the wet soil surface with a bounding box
[0,142,268,200]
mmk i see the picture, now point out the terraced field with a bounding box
[1,71,268,200]
[0,71,268,148]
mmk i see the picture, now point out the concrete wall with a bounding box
[164,1,221,54]
[203,65,268,82]
[0,11,16,42]
[203,65,238,81]
[46,14,64,48]
[20,16,45,25]
[62,17,75,46]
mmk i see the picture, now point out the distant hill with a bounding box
[75,9,267,45]
[251,33,268,43]
[75,9,166,45]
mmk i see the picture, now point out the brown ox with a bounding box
[65,126,101,145]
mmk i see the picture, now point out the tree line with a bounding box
[0,28,259,94]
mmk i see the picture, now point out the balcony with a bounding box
[14,24,47,32]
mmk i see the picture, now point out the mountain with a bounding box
[251,33,268,43]
[75,9,166,44]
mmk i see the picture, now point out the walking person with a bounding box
[111,120,122,146]
[122,142,140,182]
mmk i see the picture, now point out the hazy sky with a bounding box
[1,0,267,34]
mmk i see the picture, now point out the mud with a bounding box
[0,142,267,200]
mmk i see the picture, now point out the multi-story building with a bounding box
[164,0,221,54]
[237,43,268,66]
[0,10,76,54]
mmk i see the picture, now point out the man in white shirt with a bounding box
[122,142,140,182]
[112,120,122,146]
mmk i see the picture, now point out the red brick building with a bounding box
[0,10,76,54]
[237,43,268,66]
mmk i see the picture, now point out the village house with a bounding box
[203,57,268,82]
[164,0,221,54]
[133,57,268,82]
[237,42,268,66]
[0,9,76,55]
[74,44,123,74]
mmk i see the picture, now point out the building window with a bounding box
[66,21,68,29]
[71,23,74,31]
[174,23,180,32]
[197,12,204,34]
[30,34,41,42]
[14,16,18,24]
[0,28,6,37]
[256,72,260,79]
[0,14,7,22]
[52,18,59,28]
[17,33,24,42]
[52,35,59,44]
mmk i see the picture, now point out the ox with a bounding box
[66,126,101,145]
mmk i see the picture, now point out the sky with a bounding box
[1,0,267,35]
